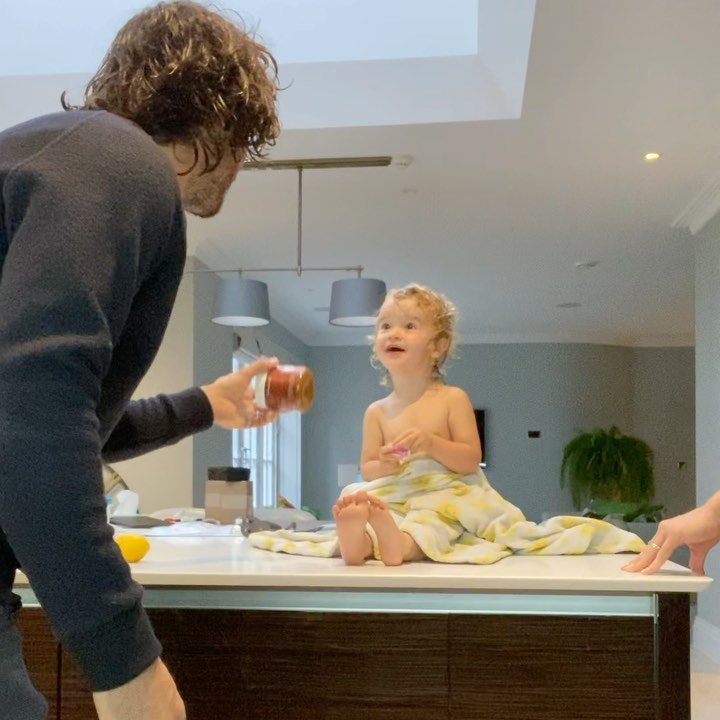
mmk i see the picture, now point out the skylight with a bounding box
[0,0,478,76]
[0,0,536,130]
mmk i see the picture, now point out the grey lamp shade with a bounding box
[329,278,387,326]
[212,277,270,327]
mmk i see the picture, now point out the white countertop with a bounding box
[14,535,713,594]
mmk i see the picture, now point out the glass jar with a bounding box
[255,364,315,413]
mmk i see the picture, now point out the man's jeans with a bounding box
[0,594,49,720]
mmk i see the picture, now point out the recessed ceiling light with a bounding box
[644,152,661,162]
[556,302,581,309]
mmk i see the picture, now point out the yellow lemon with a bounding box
[115,534,150,563]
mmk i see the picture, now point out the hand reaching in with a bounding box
[201,356,279,429]
[622,500,720,575]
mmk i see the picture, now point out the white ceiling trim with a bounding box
[672,171,720,236]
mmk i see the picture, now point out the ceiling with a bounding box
[3,1,720,347]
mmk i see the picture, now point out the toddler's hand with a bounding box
[379,443,404,469]
[391,428,434,456]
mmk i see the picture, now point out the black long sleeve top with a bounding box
[0,110,214,691]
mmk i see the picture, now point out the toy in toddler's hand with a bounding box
[379,443,411,468]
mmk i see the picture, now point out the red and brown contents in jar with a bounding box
[256,365,314,413]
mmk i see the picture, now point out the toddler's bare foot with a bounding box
[333,495,373,565]
[368,505,407,566]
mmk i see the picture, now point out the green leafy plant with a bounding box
[560,426,658,517]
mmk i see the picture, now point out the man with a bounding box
[0,2,281,718]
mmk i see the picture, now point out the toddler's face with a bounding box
[374,298,438,372]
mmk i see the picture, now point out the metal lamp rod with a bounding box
[296,167,303,274]
[188,265,364,274]
[187,166,368,278]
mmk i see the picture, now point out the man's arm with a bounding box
[102,358,280,463]
[102,389,214,463]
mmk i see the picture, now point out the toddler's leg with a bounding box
[368,505,425,566]
[332,492,374,565]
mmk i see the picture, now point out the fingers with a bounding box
[380,443,409,462]
[688,547,708,576]
[621,548,654,573]
[622,534,676,574]
[252,407,278,425]
[687,539,718,575]
[391,430,413,447]
[242,355,279,379]
[640,538,680,574]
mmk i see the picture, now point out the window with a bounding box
[232,348,302,509]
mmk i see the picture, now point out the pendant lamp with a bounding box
[329,277,386,326]
[212,277,270,327]
[209,164,386,328]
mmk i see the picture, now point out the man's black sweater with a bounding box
[0,110,213,690]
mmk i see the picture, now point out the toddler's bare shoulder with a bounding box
[442,385,471,400]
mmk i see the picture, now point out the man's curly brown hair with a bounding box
[65,1,280,172]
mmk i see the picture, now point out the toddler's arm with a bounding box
[360,404,402,480]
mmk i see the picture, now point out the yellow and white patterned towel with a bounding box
[249,458,645,563]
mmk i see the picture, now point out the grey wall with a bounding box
[302,345,385,515]
[301,342,695,522]
[695,213,720,631]
[631,347,696,519]
[449,344,635,519]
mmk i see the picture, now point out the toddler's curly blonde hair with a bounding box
[370,283,458,386]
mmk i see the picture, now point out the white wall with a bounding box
[112,271,197,513]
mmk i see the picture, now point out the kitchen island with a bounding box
[14,534,712,720]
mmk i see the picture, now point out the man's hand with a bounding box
[93,658,185,720]
[622,499,720,575]
[201,356,279,429]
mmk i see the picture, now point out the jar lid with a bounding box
[207,466,251,482]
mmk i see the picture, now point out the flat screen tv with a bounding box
[473,409,486,467]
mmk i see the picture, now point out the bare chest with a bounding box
[378,395,452,443]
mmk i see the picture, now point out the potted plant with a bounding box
[560,426,663,522]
